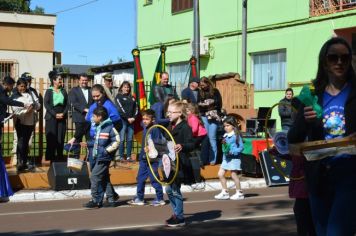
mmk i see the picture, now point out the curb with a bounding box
[9,178,267,202]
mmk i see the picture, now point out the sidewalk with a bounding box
[9,177,267,202]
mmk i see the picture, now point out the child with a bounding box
[186,103,208,165]
[127,109,166,206]
[214,116,244,200]
[165,101,195,227]
[83,106,120,208]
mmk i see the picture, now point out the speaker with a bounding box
[47,162,90,191]
[241,153,262,177]
[259,150,292,186]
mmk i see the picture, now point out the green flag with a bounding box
[148,45,166,105]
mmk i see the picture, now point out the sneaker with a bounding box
[147,137,158,159]
[230,191,245,200]
[167,141,175,161]
[150,199,166,206]
[127,198,145,206]
[166,215,185,227]
[113,192,120,201]
[214,190,230,200]
[83,200,102,209]
[126,157,133,162]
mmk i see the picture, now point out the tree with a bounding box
[0,0,44,14]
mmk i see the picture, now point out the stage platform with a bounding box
[6,161,223,190]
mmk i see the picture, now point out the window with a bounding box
[172,0,193,14]
[251,50,286,91]
[0,61,18,80]
[167,61,190,96]
[144,0,152,5]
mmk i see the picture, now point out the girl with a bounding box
[186,103,208,165]
[214,116,244,200]
[115,81,138,161]
[165,101,195,227]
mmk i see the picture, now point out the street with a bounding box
[0,186,297,236]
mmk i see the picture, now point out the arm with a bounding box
[180,125,195,152]
[153,85,165,103]
[43,90,57,117]
[69,88,87,114]
[278,100,292,118]
[188,115,200,135]
[214,89,222,110]
[0,92,24,107]
[115,95,128,120]
[229,135,244,155]
[62,89,69,116]
[105,128,120,153]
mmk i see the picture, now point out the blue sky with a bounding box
[30,0,136,66]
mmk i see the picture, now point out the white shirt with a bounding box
[81,87,89,103]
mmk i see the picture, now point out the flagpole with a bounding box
[242,0,248,82]
[193,0,200,79]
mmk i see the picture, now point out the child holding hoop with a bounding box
[165,101,195,227]
[127,109,165,207]
[214,116,244,200]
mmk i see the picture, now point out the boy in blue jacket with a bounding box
[84,106,120,208]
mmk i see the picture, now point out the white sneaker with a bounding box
[147,137,158,159]
[230,191,245,200]
[167,141,175,161]
[214,191,230,200]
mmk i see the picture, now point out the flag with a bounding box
[132,48,147,142]
[148,45,166,105]
[189,56,199,82]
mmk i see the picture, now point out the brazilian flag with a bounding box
[148,45,166,105]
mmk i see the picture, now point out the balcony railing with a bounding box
[310,0,356,16]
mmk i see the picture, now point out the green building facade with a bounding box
[137,0,356,117]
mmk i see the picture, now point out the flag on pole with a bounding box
[148,45,166,105]
[132,48,147,141]
[189,56,199,82]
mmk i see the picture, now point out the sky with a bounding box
[30,0,136,66]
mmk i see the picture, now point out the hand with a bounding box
[56,113,64,119]
[80,142,87,148]
[144,146,149,153]
[67,137,76,145]
[84,108,89,113]
[26,105,33,112]
[128,118,135,124]
[174,144,183,153]
[304,106,317,122]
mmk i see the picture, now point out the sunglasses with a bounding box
[326,54,351,64]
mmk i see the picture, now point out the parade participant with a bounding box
[11,79,40,172]
[83,106,120,208]
[153,72,179,103]
[181,77,200,104]
[127,109,165,206]
[115,81,138,162]
[44,71,69,163]
[278,88,294,131]
[68,73,93,143]
[150,95,175,127]
[197,77,222,165]
[214,116,244,200]
[102,73,118,104]
[165,101,195,227]
[85,84,120,202]
[288,37,356,235]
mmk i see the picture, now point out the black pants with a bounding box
[15,123,34,166]
[74,122,90,142]
[294,198,316,236]
[45,118,66,162]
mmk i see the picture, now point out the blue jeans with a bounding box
[308,158,356,236]
[136,160,163,201]
[119,120,134,158]
[166,181,184,219]
[201,116,218,164]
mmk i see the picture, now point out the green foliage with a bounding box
[32,6,44,14]
[0,0,44,14]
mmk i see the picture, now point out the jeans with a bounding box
[166,181,184,219]
[90,160,114,203]
[136,160,163,201]
[308,158,356,236]
[201,116,218,164]
[119,120,134,158]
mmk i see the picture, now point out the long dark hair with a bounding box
[313,37,356,94]
[118,81,132,94]
[199,76,215,99]
[223,116,241,143]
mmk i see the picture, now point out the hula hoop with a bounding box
[264,102,304,181]
[145,124,179,186]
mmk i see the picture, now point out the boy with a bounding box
[127,109,166,206]
[83,106,120,208]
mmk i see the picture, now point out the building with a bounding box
[0,11,56,81]
[137,0,356,123]
[91,61,134,88]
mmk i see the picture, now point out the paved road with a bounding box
[0,186,296,236]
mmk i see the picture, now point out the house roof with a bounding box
[208,72,244,83]
[56,64,97,76]
[91,61,134,73]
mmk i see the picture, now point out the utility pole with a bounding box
[242,0,247,81]
[193,0,200,79]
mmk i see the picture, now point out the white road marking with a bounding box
[0,193,289,217]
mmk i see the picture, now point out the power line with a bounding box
[51,0,99,14]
